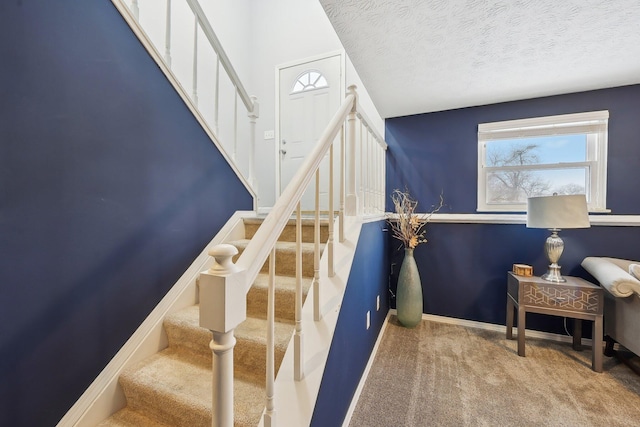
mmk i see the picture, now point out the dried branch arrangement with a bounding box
[388,189,444,249]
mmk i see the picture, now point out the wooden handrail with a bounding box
[236,92,357,290]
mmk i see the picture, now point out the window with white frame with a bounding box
[477,110,609,212]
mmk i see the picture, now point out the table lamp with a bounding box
[526,194,590,282]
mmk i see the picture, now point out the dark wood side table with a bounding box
[506,272,604,372]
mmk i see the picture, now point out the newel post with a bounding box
[345,85,358,216]
[199,244,247,427]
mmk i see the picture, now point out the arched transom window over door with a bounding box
[291,70,329,94]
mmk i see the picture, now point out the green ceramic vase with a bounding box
[396,248,423,328]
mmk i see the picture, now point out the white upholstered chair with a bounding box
[582,257,640,358]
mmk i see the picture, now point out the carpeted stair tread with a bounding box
[118,349,211,426]
[229,239,321,277]
[247,273,312,322]
[164,305,293,380]
[236,316,293,349]
[235,316,294,382]
[117,348,264,427]
[230,239,316,252]
[243,217,330,243]
[243,217,329,227]
[165,305,294,350]
[163,305,211,361]
[251,272,312,293]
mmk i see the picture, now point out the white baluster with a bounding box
[248,96,259,188]
[294,202,304,381]
[367,130,373,214]
[131,0,139,20]
[371,138,376,213]
[339,126,345,242]
[264,247,276,427]
[313,170,321,322]
[192,15,199,106]
[364,125,369,215]
[328,143,335,277]
[376,140,382,213]
[214,57,220,134]
[368,130,371,214]
[164,0,172,67]
[199,244,246,427]
[364,121,369,215]
[382,144,386,212]
[233,90,238,161]
[375,140,380,212]
[380,143,386,212]
[345,85,358,216]
[359,120,365,215]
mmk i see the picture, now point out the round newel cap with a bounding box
[208,244,239,274]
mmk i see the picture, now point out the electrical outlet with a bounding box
[263,130,275,140]
[376,295,380,311]
[366,311,371,330]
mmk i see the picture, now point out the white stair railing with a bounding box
[112,0,259,196]
[199,86,387,427]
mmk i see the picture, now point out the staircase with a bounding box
[98,218,328,427]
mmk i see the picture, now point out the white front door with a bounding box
[278,54,342,211]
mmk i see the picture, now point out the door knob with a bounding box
[280,149,287,155]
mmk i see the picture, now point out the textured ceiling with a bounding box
[320,0,640,118]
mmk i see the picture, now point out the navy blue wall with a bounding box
[311,221,390,426]
[0,2,252,426]
[386,85,640,333]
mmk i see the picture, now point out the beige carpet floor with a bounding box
[349,316,640,427]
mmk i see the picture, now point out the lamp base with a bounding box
[541,263,566,282]
[541,229,566,282]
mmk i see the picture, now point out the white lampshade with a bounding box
[527,195,590,229]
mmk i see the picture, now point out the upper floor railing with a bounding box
[112,0,259,197]
[199,85,387,427]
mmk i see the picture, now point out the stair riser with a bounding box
[119,375,210,427]
[234,246,317,277]
[164,320,211,361]
[261,247,315,277]
[246,284,308,322]
[164,321,287,379]
[244,222,329,243]
[234,339,286,384]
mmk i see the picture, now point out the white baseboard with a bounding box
[414,310,593,346]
